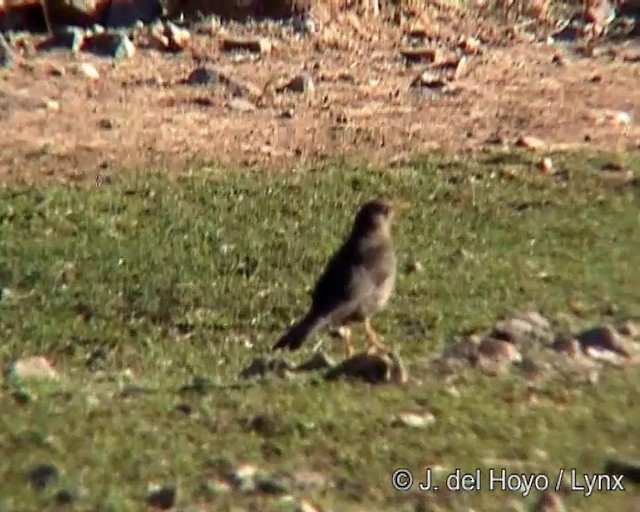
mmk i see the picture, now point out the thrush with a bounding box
[272,199,409,358]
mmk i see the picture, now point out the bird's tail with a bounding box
[272,310,323,351]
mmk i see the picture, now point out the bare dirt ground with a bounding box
[1,3,640,183]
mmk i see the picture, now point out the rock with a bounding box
[27,463,59,490]
[297,500,322,512]
[401,47,439,64]
[596,169,635,188]
[239,356,293,379]
[227,98,256,112]
[147,484,176,509]
[85,32,135,59]
[392,411,436,429]
[410,71,449,93]
[516,135,546,151]
[477,338,522,363]
[491,311,554,347]
[54,488,77,505]
[405,260,423,273]
[603,459,640,484]
[226,463,258,492]
[324,351,408,384]
[77,62,100,80]
[294,351,335,372]
[618,320,639,339]
[5,356,60,381]
[149,21,190,52]
[537,157,554,175]
[279,73,315,95]
[165,21,190,50]
[221,37,272,54]
[532,490,566,512]
[186,66,219,86]
[576,324,631,364]
[0,34,15,69]
[256,475,289,494]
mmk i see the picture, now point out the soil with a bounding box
[1,3,639,183]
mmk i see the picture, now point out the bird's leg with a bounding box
[337,326,355,359]
[364,317,388,354]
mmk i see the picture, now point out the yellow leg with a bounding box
[338,326,355,359]
[364,318,387,354]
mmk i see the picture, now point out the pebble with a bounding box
[186,66,219,86]
[147,484,176,509]
[393,411,436,429]
[5,356,59,381]
[77,62,100,80]
[28,463,59,490]
[283,73,315,95]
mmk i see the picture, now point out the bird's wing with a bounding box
[310,243,378,317]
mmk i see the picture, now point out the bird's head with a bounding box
[352,199,411,237]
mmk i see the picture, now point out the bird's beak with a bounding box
[389,200,411,214]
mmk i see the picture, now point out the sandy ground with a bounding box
[1,3,640,183]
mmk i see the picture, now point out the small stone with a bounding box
[45,99,60,111]
[221,37,272,54]
[401,47,439,64]
[577,324,631,362]
[405,260,423,273]
[165,22,190,50]
[227,98,256,112]
[6,356,59,381]
[256,475,289,494]
[77,62,100,81]
[186,66,219,86]
[147,484,176,509]
[459,36,482,54]
[618,320,639,339]
[0,34,15,69]
[84,32,135,59]
[532,490,566,512]
[324,351,408,384]
[393,411,436,429]
[226,463,258,492]
[478,338,522,363]
[54,488,76,505]
[99,118,114,130]
[537,157,554,175]
[516,135,546,151]
[410,71,449,92]
[281,73,315,95]
[28,463,59,490]
[297,500,322,512]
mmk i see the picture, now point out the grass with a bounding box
[0,149,639,512]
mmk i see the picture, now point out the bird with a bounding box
[272,198,410,358]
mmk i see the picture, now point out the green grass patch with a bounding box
[1,150,639,511]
